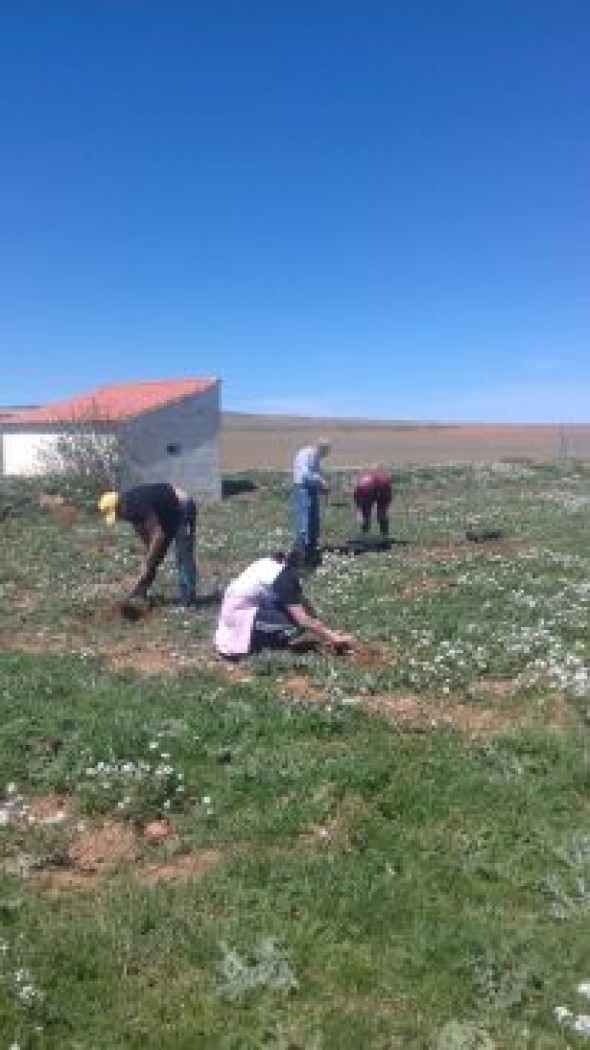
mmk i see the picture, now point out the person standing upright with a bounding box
[292,440,331,565]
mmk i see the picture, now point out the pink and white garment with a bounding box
[215,558,284,657]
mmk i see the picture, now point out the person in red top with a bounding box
[353,467,393,537]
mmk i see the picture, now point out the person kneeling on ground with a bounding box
[98,482,198,606]
[353,467,393,537]
[215,545,355,659]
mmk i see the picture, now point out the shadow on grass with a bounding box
[149,590,222,610]
[322,537,410,556]
[222,477,258,498]
[465,527,505,543]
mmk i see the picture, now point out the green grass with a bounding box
[1,461,589,1048]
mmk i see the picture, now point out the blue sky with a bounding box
[1,1,589,423]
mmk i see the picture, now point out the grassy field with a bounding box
[1,460,589,1048]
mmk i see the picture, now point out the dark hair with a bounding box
[285,543,309,571]
[272,543,317,571]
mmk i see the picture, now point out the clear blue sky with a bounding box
[1,1,589,423]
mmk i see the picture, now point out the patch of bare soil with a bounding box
[345,642,392,670]
[107,642,205,675]
[467,540,526,555]
[75,578,134,602]
[365,689,577,736]
[22,794,75,828]
[215,659,254,683]
[437,704,512,735]
[107,642,391,683]
[37,814,223,890]
[39,493,66,509]
[0,793,76,834]
[91,600,153,624]
[0,627,188,677]
[280,674,324,701]
[35,823,138,890]
[67,820,138,873]
[471,678,515,698]
[0,631,68,655]
[365,693,516,736]
[415,540,529,561]
[10,589,39,614]
[139,850,223,885]
[470,681,575,730]
[398,577,455,598]
[36,870,98,891]
[39,494,81,525]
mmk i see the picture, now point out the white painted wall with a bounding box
[2,431,64,475]
[2,428,119,477]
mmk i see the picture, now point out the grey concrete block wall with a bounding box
[119,383,221,498]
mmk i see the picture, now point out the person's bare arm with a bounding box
[130,512,168,596]
[286,602,355,651]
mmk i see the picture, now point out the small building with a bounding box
[0,378,221,498]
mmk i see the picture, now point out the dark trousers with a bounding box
[251,605,300,651]
[132,499,198,604]
[354,492,391,537]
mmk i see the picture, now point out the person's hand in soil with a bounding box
[328,631,355,653]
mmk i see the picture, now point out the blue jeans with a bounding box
[292,484,320,557]
[175,499,198,605]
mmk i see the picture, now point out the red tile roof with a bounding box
[2,379,218,426]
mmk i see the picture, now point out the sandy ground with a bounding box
[221,413,590,470]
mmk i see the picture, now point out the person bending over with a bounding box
[98,482,198,606]
[353,467,393,537]
[215,545,355,659]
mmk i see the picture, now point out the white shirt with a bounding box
[215,558,283,656]
[293,445,325,487]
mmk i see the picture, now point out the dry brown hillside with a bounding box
[221,412,590,470]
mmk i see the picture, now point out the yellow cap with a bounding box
[98,491,119,526]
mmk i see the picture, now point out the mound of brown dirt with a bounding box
[39,494,81,524]
[93,600,153,624]
[346,643,392,669]
[68,821,138,873]
[143,819,172,841]
[12,805,223,891]
[39,837,223,890]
